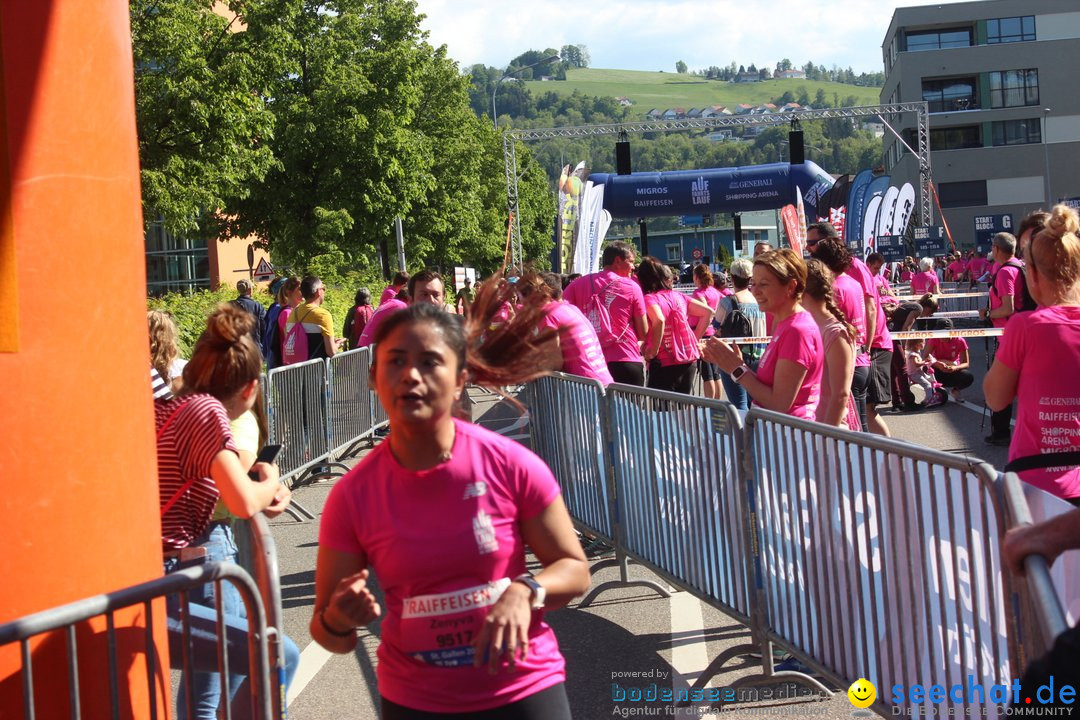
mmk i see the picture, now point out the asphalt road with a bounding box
[263,338,1013,720]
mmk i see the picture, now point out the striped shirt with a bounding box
[151,366,172,401]
[155,394,237,550]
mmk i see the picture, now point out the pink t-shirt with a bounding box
[691,286,723,337]
[563,270,646,364]
[816,318,860,431]
[946,261,965,280]
[910,271,940,296]
[833,272,870,368]
[926,336,968,365]
[644,289,700,367]
[357,298,408,347]
[968,258,989,280]
[846,257,892,350]
[755,310,823,420]
[319,419,566,712]
[996,306,1080,499]
[538,301,614,385]
[277,305,293,358]
[990,261,1024,329]
[380,286,400,305]
[873,273,894,302]
[900,269,914,282]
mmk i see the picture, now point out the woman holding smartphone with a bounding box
[702,249,824,420]
[156,304,299,719]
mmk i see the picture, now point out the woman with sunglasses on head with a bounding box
[985,204,1080,504]
[156,304,298,719]
[311,289,590,719]
[703,249,823,419]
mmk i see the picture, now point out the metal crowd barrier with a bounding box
[894,291,987,312]
[605,385,766,686]
[744,407,1011,716]
[525,374,669,606]
[327,347,379,459]
[0,562,273,720]
[245,513,289,720]
[267,358,332,491]
[522,372,1073,712]
[1001,473,1072,672]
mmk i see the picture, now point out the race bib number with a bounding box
[399,578,511,667]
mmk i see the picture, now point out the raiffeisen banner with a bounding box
[589,161,835,220]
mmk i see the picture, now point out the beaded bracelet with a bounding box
[319,609,355,638]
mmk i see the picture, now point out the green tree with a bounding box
[219,0,528,274]
[131,0,288,239]
[676,60,688,74]
[560,44,590,69]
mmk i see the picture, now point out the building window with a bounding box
[666,243,681,263]
[930,125,982,151]
[989,69,1039,108]
[145,220,211,295]
[987,16,1035,44]
[938,180,987,208]
[922,77,978,113]
[991,118,1042,146]
[904,27,973,52]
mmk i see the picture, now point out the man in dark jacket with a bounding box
[232,279,266,350]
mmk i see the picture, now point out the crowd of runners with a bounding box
[142,202,1080,718]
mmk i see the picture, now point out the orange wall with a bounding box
[0,1,167,717]
[210,236,274,291]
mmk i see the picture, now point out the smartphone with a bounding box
[248,444,283,480]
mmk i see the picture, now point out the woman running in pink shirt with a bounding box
[311,298,590,719]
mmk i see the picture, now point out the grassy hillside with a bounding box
[523,67,882,113]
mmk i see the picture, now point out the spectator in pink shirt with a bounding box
[563,241,649,386]
[518,272,614,385]
[911,257,941,295]
[380,271,409,306]
[703,249,824,420]
[637,257,713,394]
[357,270,446,348]
[691,264,724,399]
[985,204,1080,501]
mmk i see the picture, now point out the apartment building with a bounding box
[880,0,1080,247]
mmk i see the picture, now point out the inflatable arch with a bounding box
[589,160,836,221]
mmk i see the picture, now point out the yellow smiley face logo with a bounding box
[848,678,876,709]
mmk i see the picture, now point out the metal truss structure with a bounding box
[502,102,931,267]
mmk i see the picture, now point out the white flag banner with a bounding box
[862,195,883,256]
[876,186,901,238]
[574,183,608,275]
[891,183,917,237]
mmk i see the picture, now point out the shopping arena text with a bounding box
[891,676,1074,706]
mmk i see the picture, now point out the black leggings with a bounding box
[647,360,696,394]
[933,368,975,391]
[381,683,572,720]
[607,361,645,387]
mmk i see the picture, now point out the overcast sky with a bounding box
[416,0,955,75]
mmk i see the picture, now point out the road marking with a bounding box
[286,641,334,706]
[669,593,709,678]
[951,396,1016,428]
[668,592,710,717]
